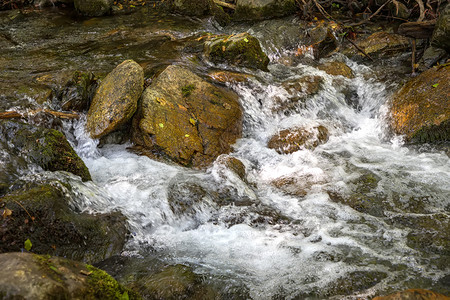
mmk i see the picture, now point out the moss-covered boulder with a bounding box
[318,61,354,78]
[132,65,242,168]
[74,0,113,16]
[391,65,449,143]
[0,120,91,181]
[374,289,450,300]
[431,4,450,53]
[345,32,410,58]
[0,183,128,264]
[233,0,297,21]
[204,33,270,71]
[86,60,143,139]
[0,253,140,300]
[268,125,329,154]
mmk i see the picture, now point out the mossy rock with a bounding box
[0,120,91,181]
[318,61,354,78]
[58,71,98,112]
[431,4,450,52]
[0,183,128,264]
[0,252,140,299]
[87,59,143,139]
[267,125,329,154]
[74,0,113,16]
[133,65,242,168]
[391,65,449,143]
[204,33,270,71]
[233,0,297,21]
[374,289,450,300]
[171,0,212,16]
[345,32,410,58]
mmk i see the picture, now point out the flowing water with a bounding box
[1,7,449,299]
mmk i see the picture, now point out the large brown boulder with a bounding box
[86,60,143,139]
[373,289,450,300]
[391,65,449,143]
[132,65,242,168]
[0,253,140,300]
[268,125,329,154]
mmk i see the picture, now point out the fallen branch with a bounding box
[345,35,374,61]
[0,109,80,120]
[415,0,425,21]
[346,0,393,27]
[213,0,236,10]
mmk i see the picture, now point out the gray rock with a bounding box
[74,0,113,17]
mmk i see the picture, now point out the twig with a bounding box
[0,109,80,120]
[13,200,35,222]
[213,0,236,10]
[345,35,374,61]
[415,0,425,21]
[346,0,393,26]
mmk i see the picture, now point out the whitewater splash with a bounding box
[63,58,449,299]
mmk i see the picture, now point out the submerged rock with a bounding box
[133,65,242,168]
[431,4,450,53]
[74,0,113,16]
[268,125,329,154]
[0,252,139,299]
[86,59,143,139]
[318,61,354,78]
[391,65,449,143]
[373,289,450,300]
[0,182,128,264]
[233,0,297,21]
[204,33,270,71]
[58,71,98,112]
[0,120,91,182]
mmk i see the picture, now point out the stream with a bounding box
[1,6,449,299]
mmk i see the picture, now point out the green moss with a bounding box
[410,119,449,143]
[181,84,196,97]
[86,265,141,299]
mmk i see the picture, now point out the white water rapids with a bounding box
[61,57,449,299]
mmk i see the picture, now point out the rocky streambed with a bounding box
[0,3,449,300]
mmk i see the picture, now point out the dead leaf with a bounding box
[2,207,12,219]
[80,270,93,276]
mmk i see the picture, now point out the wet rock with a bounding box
[0,82,52,110]
[133,65,242,168]
[86,59,143,139]
[274,75,323,112]
[215,154,247,182]
[345,32,410,58]
[208,70,253,84]
[74,0,113,17]
[304,23,339,59]
[271,173,326,197]
[431,4,450,52]
[418,46,448,71]
[0,182,128,264]
[268,125,329,154]
[373,288,450,300]
[58,71,98,112]
[0,252,139,300]
[233,0,297,21]
[171,0,212,16]
[318,61,354,78]
[0,120,91,181]
[391,65,449,143]
[204,33,270,71]
[167,175,210,216]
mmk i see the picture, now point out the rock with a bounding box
[272,173,326,197]
[0,182,128,264]
[0,253,139,299]
[133,65,242,168]
[204,33,270,71]
[233,0,297,21]
[86,59,143,139]
[267,125,329,154]
[208,70,253,84]
[374,289,450,300]
[0,120,91,181]
[215,154,247,182]
[74,0,113,17]
[171,0,212,16]
[431,4,450,52]
[318,61,354,78]
[391,65,449,143]
[274,75,323,112]
[418,46,448,71]
[347,32,410,58]
[58,71,98,112]
[0,83,52,111]
[303,23,339,59]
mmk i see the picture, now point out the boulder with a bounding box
[0,253,139,299]
[318,61,354,78]
[171,0,212,16]
[346,32,410,58]
[0,182,128,264]
[267,125,329,154]
[418,46,448,71]
[204,33,270,71]
[0,120,91,182]
[431,4,450,52]
[58,71,98,112]
[304,23,339,59]
[274,75,323,112]
[214,154,247,182]
[86,60,143,139]
[208,70,253,84]
[233,0,297,21]
[391,65,449,143]
[74,0,113,17]
[374,289,450,300]
[132,65,242,168]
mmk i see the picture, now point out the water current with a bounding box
[1,8,449,299]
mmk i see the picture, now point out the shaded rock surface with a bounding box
[346,32,410,58]
[204,33,270,71]
[233,0,297,21]
[57,71,98,112]
[87,59,143,139]
[0,252,139,300]
[268,125,329,154]
[133,65,242,168]
[374,289,450,300]
[0,181,128,264]
[74,0,113,16]
[431,4,450,52]
[391,65,449,143]
[0,120,91,182]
